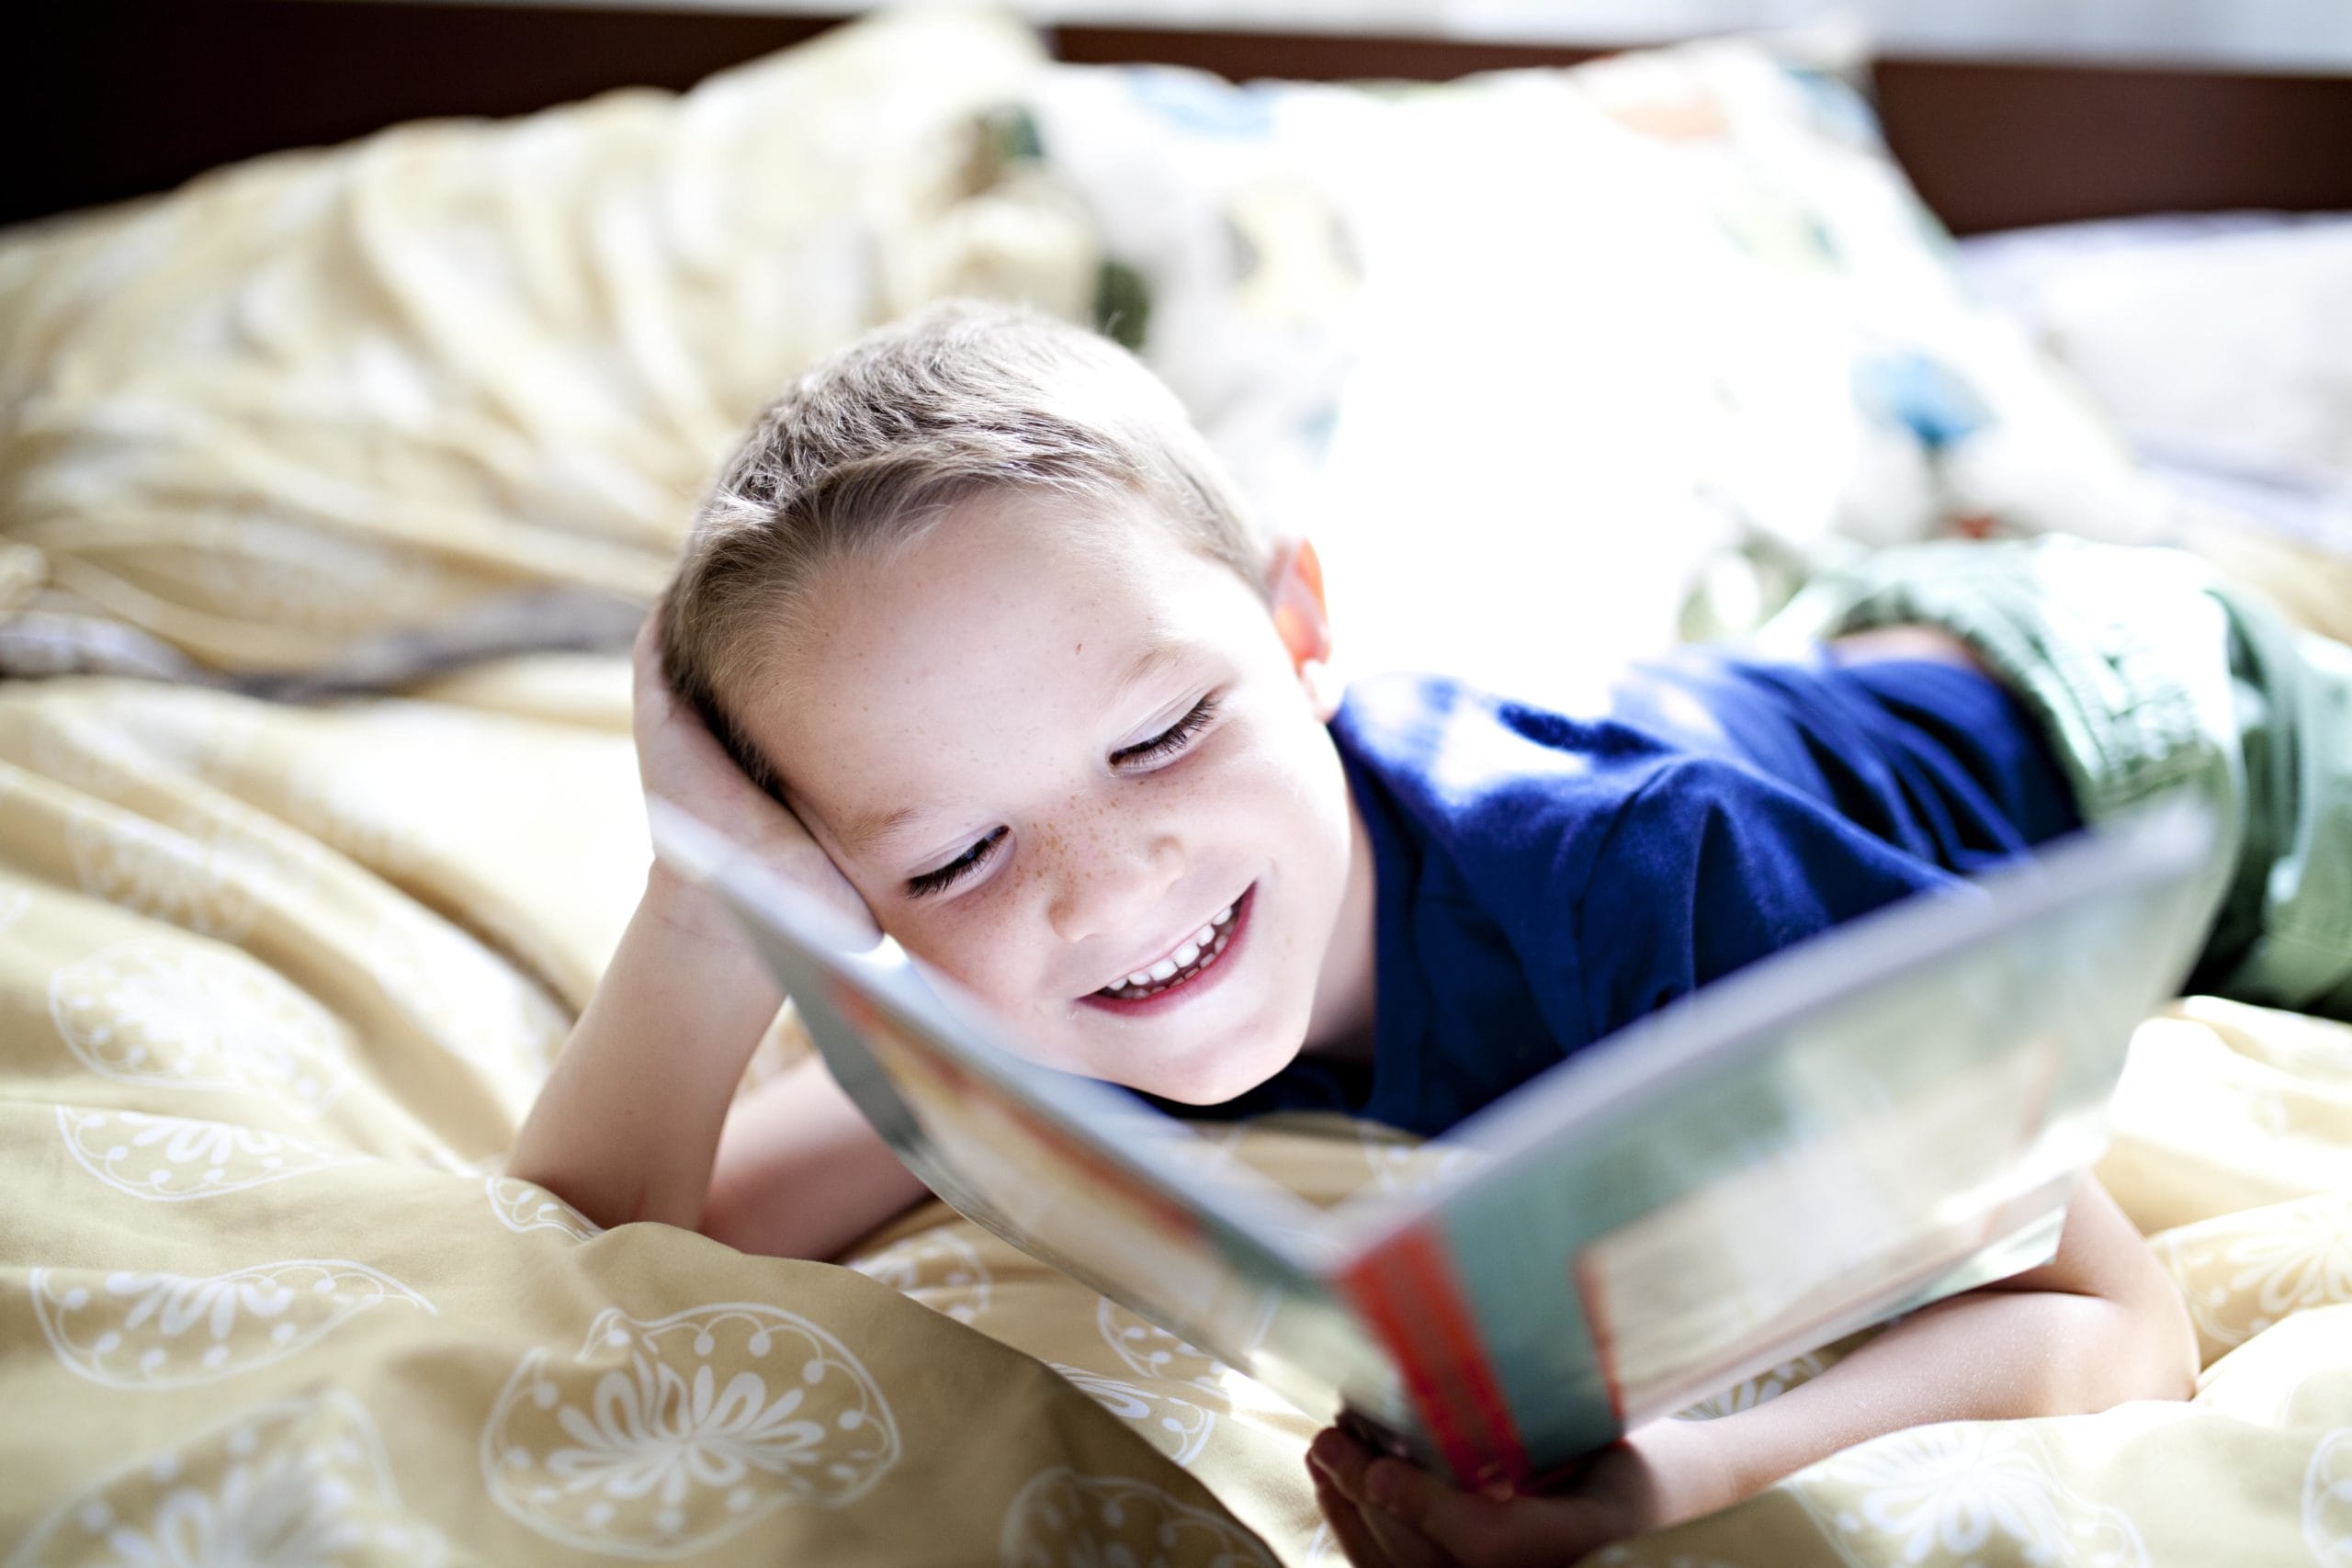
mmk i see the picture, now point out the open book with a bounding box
[650,799,2216,1493]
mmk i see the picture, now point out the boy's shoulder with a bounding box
[1331,670,1747,823]
[1329,666,1949,914]
[1330,671,1773,899]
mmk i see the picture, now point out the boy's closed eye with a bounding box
[906,826,1008,898]
[900,693,1224,899]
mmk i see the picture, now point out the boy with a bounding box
[511,301,2352,1566]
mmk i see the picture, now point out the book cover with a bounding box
[651,798,2214,1490]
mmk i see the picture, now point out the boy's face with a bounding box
[739,491,1367,1105]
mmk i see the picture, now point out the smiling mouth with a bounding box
[1092,893,1244,1002]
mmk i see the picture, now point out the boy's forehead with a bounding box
[744,510,1263,852]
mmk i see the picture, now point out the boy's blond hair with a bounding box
[663,299,1262,795]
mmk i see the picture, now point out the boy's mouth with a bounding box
[1083,885,1255,1011]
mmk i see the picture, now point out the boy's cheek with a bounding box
[888,909,1053,1021]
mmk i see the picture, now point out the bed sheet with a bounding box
[5,657,2352,1566]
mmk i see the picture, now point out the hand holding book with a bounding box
[1310,1417,1727,1567]
[1304,1172,2195,1567]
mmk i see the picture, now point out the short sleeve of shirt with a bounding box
[1576,757,1963,1043]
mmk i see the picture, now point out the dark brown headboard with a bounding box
[13,1,2352,235]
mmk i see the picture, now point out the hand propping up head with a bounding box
[631,612,879,947]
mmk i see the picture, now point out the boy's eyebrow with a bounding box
[1114,635,1194,697]
[840,805,928,858]
[842,636,1204,860]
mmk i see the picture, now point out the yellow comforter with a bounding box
[7,650,2352,1566]
[6,6,2352,1563]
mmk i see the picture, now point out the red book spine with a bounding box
[1337,1222,1531,1492]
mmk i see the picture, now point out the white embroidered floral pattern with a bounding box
[49,942,354,1118]
[1051,1363,1217,1468]
[1097,1297,1230,1406]
[850,1230,991,1323]
[999,1467,1272,1568]
[1802,1425,2146,1567]
[483,1303,899,1558]
[32,1261,435,1389]
[1674,1352,1827,1420]
[2157,1194,2352,1353]
[7,1390,448,1568]
[57,1106,368,1201]
[2305,1426,2352,1568]
[64,799,316,942]
[487,1175,604,1240]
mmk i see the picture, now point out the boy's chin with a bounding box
[1131,1032,1306,1109]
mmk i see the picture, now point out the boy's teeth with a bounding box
[1212,905,1234,927]
[1097,900,1242,1001]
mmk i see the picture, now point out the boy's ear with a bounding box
[1267,536,1330,670]
[1266,536,1340,719]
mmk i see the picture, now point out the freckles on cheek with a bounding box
[892,898,1027,1011]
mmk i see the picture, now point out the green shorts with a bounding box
[1760,537,2352,1021]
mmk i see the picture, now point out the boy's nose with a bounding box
[1045,829,1185,949]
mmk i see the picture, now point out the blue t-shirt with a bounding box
[1190,650,2080,1136]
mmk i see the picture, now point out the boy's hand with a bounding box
[632,613,876,944]
[1306,1420,1734,1568]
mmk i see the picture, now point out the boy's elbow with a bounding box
[1993,1177,2201,1410]
[2082,1235,2200,1409]
[2079,1235,2201,1409]
[2144,1276,2202,1405]
[2076,1282,2199,1412]
[2101,1218,2202,1407]
[506,1154,682,1236]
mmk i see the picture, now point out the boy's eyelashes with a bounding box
[905,826,1006,899]
[899,694,1226,900]
[1110,694,1220,766]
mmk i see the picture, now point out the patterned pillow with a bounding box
[1005,65,1370,542]
[1008,39,2174,708]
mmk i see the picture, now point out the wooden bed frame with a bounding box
[11,0,2352,235]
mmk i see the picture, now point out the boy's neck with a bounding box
[1300,780,1378,1065]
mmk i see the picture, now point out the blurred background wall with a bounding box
[9,0,2352,235]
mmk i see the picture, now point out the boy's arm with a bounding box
[508,613,924,1255]
[506,863,768,1233]
[508,864,926,1251]
[699,1047,932,1260]
[1680,1172,2197,1502]
[1309,1174,2199,1567]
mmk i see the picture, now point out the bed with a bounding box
[6,8,2352,1563]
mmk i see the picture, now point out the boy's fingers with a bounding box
[1308,1427,1371,1495]
[1310,1433,1453,1568]
[1354,1491,1454,1568]
[1312,1464,1395,1568]
[1370,1460,1618,1568]
[1363,1455,1480,1534]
